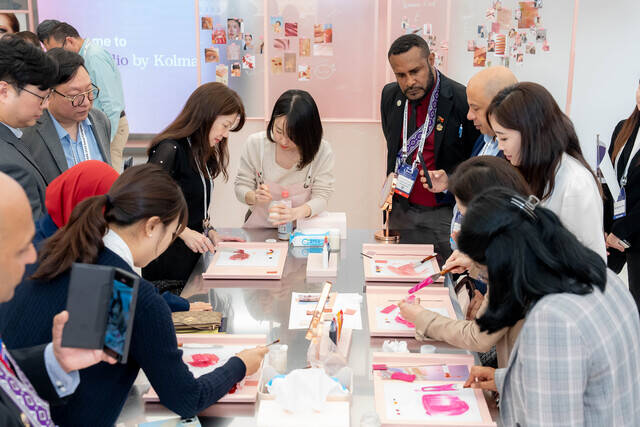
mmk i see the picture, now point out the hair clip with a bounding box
[510,194,540,221]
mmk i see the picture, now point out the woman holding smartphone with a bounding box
[0,164,267,427]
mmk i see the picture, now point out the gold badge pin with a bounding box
[436,123,444,132]
[396,100,402,107]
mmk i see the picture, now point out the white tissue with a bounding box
[267,368,348,413]
[382,339,409,353]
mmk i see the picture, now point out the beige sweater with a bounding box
[234,131,335,216]
[414,292,524,369]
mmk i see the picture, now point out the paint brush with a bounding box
[411,254,437,268]
[266,339,280,347]
[360,252,372,259]
[408,267,455,294]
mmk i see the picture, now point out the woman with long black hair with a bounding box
[459,187,640,426]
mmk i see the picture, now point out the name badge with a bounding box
[394,163,418,198]
[613,188,626,220]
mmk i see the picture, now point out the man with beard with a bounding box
[380,34,479,259]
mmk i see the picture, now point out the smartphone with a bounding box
[63,264,139,364]
[103,269,139,363]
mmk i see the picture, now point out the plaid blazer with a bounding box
[495,269,640,426]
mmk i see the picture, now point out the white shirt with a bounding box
[541,153,607,260]
[103,229,134,269]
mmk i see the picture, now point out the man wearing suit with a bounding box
[0,37,57,220]
[381,34,479,259]
[0,172,115,425]
[22,48,111,184]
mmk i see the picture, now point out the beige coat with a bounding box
[414,292,524,368]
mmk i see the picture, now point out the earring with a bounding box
[148,234,153,238]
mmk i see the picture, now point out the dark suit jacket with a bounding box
[0,123,47,219]
[380,73,480,177]
[605,119,640,267]
[21,109,111,185]
[0,344,66,427]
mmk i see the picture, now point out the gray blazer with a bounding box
[0,124,47,219]
[21,109,111,184]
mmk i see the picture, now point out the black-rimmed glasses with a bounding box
[53,83,100,107]
[20,87,52,106]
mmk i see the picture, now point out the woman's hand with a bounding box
[443,250,473,274]
[606,233,627,252]
[268,204,311,226]
[236,346,269,376]
[52,311,117,373]
[246,184,272,206]
[180,227,215,254]
[254,184,272,204]
[464,365,497,392]
[398,299,426,323]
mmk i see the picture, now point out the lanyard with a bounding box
[397,69,441,172]
[614,130,640,187]
[479,136,497,156]
[70,123,91,166]
[187,137,213,223]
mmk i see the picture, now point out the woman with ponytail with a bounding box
[32,160,202,312]
[0,164,268,426]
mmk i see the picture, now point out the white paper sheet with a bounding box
[214,248,281,268]
[257,400,350,427]
[288,292,363,330]
[370,258,437,277]
[382,382,483,422]
[181,345,253,378]
[375,305,450,331]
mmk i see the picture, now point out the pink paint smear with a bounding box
[394,315,415,328]
[187,353,219,368]
[422,394,469,416]
[388,263,419,276]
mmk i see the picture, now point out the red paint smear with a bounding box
[388,263,419,276]
[230,249,249,261]
[375,260,388,264]
[422,394,469,416]
[394,315,415,328]
[187,353,219,368]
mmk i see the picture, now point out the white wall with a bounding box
[570,0,640,167]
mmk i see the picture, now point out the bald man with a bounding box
[0,172,115,426]
[420,66,517,191]
[423,67,518,295]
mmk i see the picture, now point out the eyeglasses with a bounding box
[53,83,100,107]
[20,87,53,106]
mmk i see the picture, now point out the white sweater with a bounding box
[234,131,335,216]
[541,153,607,260]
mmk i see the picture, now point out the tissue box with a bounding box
[297,212,347,239]
[289,229,329,247]
[257,367,353,403]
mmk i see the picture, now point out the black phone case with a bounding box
[62,263,113,349]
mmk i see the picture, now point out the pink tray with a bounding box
[143,334,266,405]
[203,242,288,280]
[362,243,441,283]
[372,352,496,426]
[366,286,456,337]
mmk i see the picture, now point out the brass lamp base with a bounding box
[374,229,400,242]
